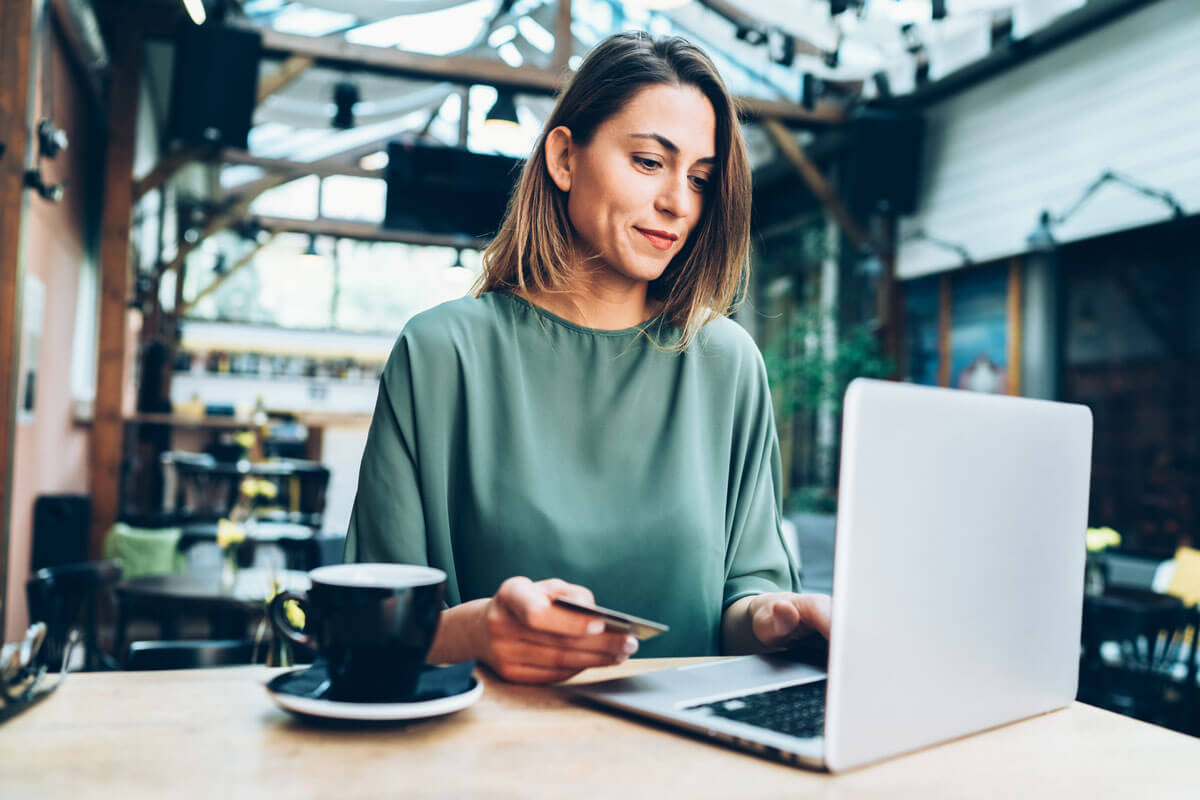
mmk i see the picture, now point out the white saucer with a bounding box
[266,670,483,721]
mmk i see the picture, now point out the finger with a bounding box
[490,607,633,657]
[495,639,629,671]
[514,627,635,658]
[798,594,833,639]
[753,598,800,645]
[535,578,595,606]
[497,579,604,637]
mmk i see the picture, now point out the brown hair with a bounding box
[473,32,752,351]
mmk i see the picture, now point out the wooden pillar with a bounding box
[0,0,37,640]
[90,15,141,557]
[1007,257,1022,396]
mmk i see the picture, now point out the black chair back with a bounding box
[1080,589,1200,733]
[126,639,258,670]
[308,532,347,569]
[31,494,91,570]
[26,560,123,672]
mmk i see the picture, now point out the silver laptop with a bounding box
[574,378,1094,772]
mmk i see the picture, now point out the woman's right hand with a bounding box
[477,576,639,684]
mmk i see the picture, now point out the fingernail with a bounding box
[623,636,639,654]
[587,620,605,635]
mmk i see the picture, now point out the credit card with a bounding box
[553,597,670,641]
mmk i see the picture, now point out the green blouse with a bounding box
[345,291,800,656]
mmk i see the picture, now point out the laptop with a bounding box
[573,378,1094,772]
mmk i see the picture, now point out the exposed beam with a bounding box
[696,0,825,59]
[132,144,212,202]
[255,27,562,93]
[257,55,315,104]
[160,171,294,277]
[252,215,489,249]
[221,150,382,180]
[177,233,280,317]
[92,14,142,559]
[252,25,839,127]
[762,118,870,250]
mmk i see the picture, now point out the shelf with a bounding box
[125,412,372,428]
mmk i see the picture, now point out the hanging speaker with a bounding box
[167,23,262,150]
[842,108,924,217]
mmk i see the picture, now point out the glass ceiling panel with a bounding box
[343,0,501,54]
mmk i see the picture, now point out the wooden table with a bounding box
[3,658,1199,799]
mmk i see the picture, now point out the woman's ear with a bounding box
[544,125,574,193]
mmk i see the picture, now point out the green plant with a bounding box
[763,307,894,420]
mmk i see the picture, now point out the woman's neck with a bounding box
[519,273,661,331]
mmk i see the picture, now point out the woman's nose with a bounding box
[654,174,690,217]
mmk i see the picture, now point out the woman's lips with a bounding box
[636,228,676,251]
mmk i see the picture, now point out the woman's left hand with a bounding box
[747,592,832,649]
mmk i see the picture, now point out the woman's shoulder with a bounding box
[691,315,765,367]
[384,294,506,373]
[400,293,503,342]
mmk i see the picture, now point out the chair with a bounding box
[103,522,183,577]
[160,451,239,521]
[307,531,347,569]
[1079,588,1200,734]
[26,560,123,672]
[125,639,258,670]
[31,494,91,570]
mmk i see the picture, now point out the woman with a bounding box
[346,32,831,684]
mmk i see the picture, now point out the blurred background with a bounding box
[2,0,1198,729]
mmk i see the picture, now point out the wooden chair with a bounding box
[26,560,123,672]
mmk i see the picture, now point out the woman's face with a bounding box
[545,82,717,287]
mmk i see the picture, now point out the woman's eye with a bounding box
[690,175,710,191]
[633,156,663,170]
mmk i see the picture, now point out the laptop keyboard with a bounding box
[684,680,826,739]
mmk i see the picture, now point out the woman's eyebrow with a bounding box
[628,132,715,165]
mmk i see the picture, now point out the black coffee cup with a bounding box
[269,563,446,703]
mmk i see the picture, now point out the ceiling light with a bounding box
[300,234,326,265]
[359,151,388,171]
[766,28,796,67]
[333,82,358,130]
[735,25,767,46]
[181,0,206,26]
[485,90,520,132]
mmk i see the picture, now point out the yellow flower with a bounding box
[1086,527,1121,552]
[216,519,246,549]
[239,477,278,500]
[233,431,256,450]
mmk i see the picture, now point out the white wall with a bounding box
[897,0,1200,279]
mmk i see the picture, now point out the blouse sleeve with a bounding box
[344,335,430,566]
[721,349,802,609]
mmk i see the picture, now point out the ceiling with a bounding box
[171,0,1088,163]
